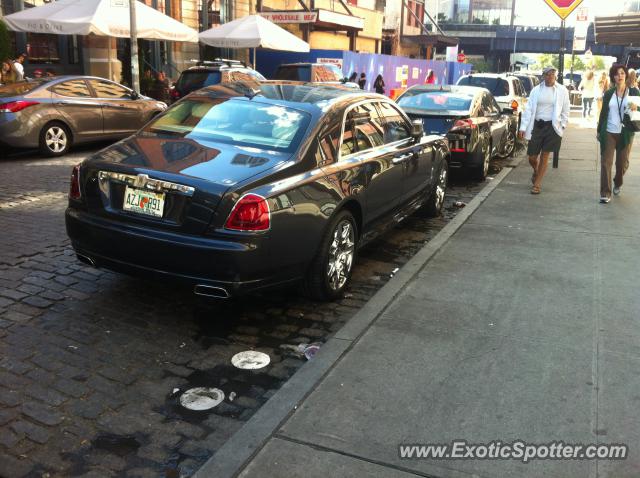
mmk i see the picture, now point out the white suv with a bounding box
[456,73,527,127]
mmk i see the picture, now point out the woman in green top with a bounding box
[597,64,640,203]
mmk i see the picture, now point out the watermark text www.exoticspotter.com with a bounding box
[398,441,628,463]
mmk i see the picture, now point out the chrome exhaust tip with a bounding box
[76,253,97,267]
[194,284,230,299]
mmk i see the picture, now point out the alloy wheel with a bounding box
[434,164,448,212]
[502,129,516,157]
[482,141,491,177]
[326,220,355,291]
[45,126,68,154]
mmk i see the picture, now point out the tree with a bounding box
[593,56,605,70]
[0,22,12,62]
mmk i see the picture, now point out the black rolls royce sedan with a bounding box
[396,85,517,179]
[65,81,449,301]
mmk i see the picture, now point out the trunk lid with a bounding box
[81,135,291,234]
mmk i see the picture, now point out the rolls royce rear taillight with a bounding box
[69,164,81,200]
[224,194,270,232]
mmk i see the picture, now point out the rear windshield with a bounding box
[144,98,311,152]
[515,76,533,94]
[397,91,472,112]
[274,66,310,82]
[0,80,48,98]
[457,76,509,97]
[176,71,222,94]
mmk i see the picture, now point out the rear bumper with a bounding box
[0,115,40,149]
[65,207,300,296]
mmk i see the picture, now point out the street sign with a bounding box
[542,0,585,20]
[457,52,466,63]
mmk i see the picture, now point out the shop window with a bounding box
[26,33,60,63]
[68,35,81,65]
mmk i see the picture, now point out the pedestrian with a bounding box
[627,68,638,89]
[596,63,640,203]
[348,72,358,83]
[596,71,610,118]
[1,59,16,85]
[425,70,436,85]
[149,71,170,103]
[374,74,385,95]
[518,66,570,195]
[578,70,595,118]
[358,72,366,90]
[12,53,27,82]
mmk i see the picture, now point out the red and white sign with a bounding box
[457,52,466,63]
[542,0,585,20]
[259,11,318,23]
[572,6,589,52]
[317,57,343,70]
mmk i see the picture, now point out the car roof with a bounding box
[192,80,386,113]
[403,84,483,95]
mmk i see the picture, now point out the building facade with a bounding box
[1,0,201,85]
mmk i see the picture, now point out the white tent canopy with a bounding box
[199,15,310,52]
[1,0,198,42]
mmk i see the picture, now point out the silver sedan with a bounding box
[0,76,167,157]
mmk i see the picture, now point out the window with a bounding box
[53,80,92,97]
[89,79,130,98]
[457,76,509,97]
[317,126,340,165]
[397,91,473,112]
[340,103,385,157]
[144,98,311,152]
[26,33,60,63]
[377,102,410,144]
[313,66,341,82]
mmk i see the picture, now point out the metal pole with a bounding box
[558,19,565,86]
[130,0,140,92]
[510,0,516,27]
[108,38,113,81]
[512,26,518,71]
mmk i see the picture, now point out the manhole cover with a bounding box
[179,387,225,410]
[231,351,270,370]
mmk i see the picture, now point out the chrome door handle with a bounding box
[392,153,413,164]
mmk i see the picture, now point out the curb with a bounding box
[194,161,519,478]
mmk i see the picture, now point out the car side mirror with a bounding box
[501,108,514,115]
[410,120,424,140]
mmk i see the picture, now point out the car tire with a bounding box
[423,159,448,217]
[39,121,72,157]
[497,127,516,159]
[303,210,357,301]
[472,137,491,180]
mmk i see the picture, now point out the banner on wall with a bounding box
[317,57,344,70]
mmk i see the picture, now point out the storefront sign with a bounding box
[317,57,344,69]
[317,9,364,30]
[259,11,318,23]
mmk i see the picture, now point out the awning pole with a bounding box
[108,38,113,81]
[253,47,256,69]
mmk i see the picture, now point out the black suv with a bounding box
[170,59,266,102]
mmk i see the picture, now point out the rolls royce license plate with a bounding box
[122,187,165,218]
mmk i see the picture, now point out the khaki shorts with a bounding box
[527,121,562,156]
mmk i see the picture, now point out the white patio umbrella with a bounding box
[199,15,310,68]
[1,0,198,42]
[2,0,198,88]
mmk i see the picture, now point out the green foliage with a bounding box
[0,22,12,62]
[472,58,492,72]
[593,56,605,70]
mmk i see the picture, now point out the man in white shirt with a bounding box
[518,66,570,194]
[12,53,27,82]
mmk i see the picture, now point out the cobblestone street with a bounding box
[0,146,515,477]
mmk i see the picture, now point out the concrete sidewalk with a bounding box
[199,116,640,478]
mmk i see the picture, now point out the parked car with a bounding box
[513,73,540,96]
[456,73,527,128]
[396,85,517,179]
[564,72,582,89]
[0,76,167,157]
[170,59,266,103]
[65,81,449,301]
[273,63,359,88]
